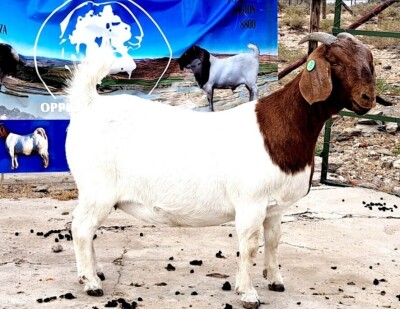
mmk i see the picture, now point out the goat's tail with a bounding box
[247,43,260,57]
[66,47,114,113]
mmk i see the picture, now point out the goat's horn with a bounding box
[299,32,337,45]
[336,32,356,40]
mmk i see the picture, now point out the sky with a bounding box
[0,0,278,60]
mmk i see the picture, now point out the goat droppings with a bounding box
[189,260,203,266]
[37,296,57,303]
[105,300,118,307]
[59,292,76,299]
[216,250,225,258]
[224,304,233,309]
[165,263,176,271]
[222,281,232,291]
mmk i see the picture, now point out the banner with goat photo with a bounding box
[0,0,278,173]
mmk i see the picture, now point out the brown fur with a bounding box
[0,124,10,139]
[256,36,375,175]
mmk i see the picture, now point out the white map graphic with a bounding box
[34,0,172,98]
[60,4,142,78]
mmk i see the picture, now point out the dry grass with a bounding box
[280,5,309,31]
[280,1,399,50]
[278,44,305,63]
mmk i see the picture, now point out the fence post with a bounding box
[308,0,321,54]
[320,118,333,183]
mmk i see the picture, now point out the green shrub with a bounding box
[393,144,400,156]
[282,6,308,31]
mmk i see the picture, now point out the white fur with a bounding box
[206,43,259,92]
[65,57,311,306]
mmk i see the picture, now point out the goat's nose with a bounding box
[362,93,371,102]
[360,91,376,108]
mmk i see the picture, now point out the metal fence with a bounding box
[320,0,400,187]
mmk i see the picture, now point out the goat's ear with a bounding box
[299,51,332,105]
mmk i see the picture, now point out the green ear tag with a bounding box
[306,59,316,72]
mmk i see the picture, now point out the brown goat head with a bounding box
[299,32,376,115]
[0,123,9,139]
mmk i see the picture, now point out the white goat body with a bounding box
[207,44,259,89]
[67,98,309,226]
[0,125,49,169]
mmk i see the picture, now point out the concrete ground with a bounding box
[0,174,399,309]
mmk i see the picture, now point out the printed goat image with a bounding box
[178,44,260,112]
[0,124,49,169]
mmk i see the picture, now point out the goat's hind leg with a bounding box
[72,198,113,296]
[246,84,258,101]
[263,213,285,292]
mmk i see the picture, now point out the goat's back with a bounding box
[67,96,265,176]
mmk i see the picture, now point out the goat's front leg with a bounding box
[235,205,266,309]
[263,213,285,292]
[10,153,18,169]
[72,199,112,296]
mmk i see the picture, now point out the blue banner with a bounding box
[0,0,277,173]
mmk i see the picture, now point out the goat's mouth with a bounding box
[351,99,373,115]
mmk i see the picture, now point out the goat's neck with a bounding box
[255,74,342,174]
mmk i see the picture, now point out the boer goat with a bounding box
[65,32,375,309]
[0,124,49,169]
[178,44,260,111]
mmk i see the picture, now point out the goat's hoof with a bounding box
[241,293,260,309]
[97,272,106,281]
[268,283,285,292]
[86,289,104,297]
[242,300,260,309]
